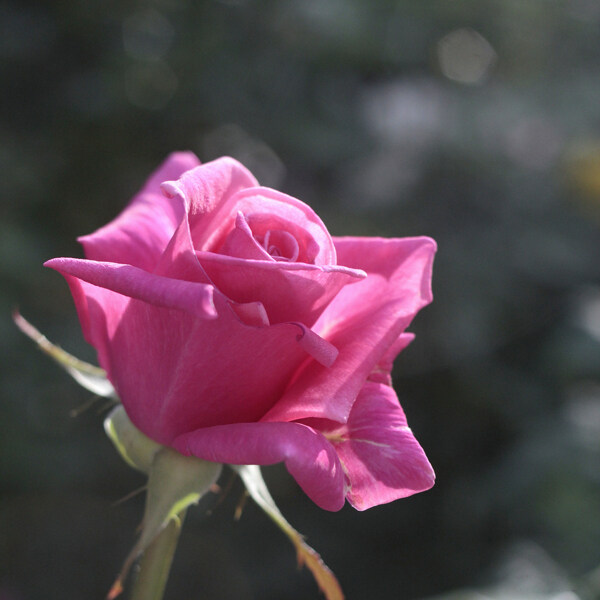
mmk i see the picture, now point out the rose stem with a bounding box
[130,509,187,600]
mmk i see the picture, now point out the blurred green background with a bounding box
[2,1,600,599]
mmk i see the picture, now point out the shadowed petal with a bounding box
[79,152,200,272]
[153,213,212,283]
[264,237,436,424]
[173,422,345,511]
[230,300,270,327]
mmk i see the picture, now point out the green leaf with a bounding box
[235,465,345,600]
[13,311,116,398]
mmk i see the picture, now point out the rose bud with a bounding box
[46,153,436,511]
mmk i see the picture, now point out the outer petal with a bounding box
[264,237,436,424]
[54,274,129,381]
[172,422,345,511]
[99,290,334,446]
[44,258,216,319]
[304,382,435,511]
[79,152,200,272]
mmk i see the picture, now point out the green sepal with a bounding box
[104,405,162,473]
[235,465,345,600]
[106,407,222,597]
[13,311,116,398]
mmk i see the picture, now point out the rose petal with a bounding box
[172,422,345,511]
[230,300,270,327]
[219,212,274,261]
[263,236,436,424]
[223,187,337,265]
[305,382,434,510]
[45,258,216,319]
[197,250,365,327]
[178,184,337,265]
[96,290,334,445]
[290,322,338,368]
[149,213,340,362]
[262,229,299,262]
[152,213,212,283]
[160,157,258,239]
[79,152,200,272]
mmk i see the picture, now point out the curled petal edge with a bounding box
[44,258,217,320]
[288,322,338,367]
[173,422,346,511]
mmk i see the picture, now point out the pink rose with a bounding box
[46,153,436,511]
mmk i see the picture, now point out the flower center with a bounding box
[258,229,300,262]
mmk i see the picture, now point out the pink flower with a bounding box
[46,153,436,511]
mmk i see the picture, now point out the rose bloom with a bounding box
[46,153,436,511]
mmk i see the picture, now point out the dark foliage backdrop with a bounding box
[2,1,600,599]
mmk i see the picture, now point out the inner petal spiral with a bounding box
[260,230,299,262]
[245,212,320,265]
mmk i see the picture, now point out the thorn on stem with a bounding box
[234,490,249,521]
